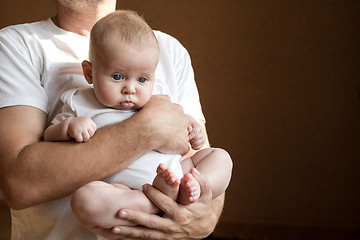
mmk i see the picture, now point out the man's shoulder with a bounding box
[153,30,183,47]
[1,19,47,32]
[153,30,189,59]
[0,19,52,39]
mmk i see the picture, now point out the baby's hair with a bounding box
[89,10,158,62]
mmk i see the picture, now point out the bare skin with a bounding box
[154,164,202,204]
[152,163,181,201]
[0,95,189,209]
[91,169,225,239]
[70,136,231,238]
[54,0,116,37]
[0,0,226,239]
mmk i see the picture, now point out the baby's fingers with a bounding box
[82,131,91,142]
[190,137,205,150]
[87,126,96,138]
[74,134,84,143]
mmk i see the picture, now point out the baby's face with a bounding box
[91,42,158,110]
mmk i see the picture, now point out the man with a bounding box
[0,0,225,239]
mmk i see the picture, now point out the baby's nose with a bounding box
[121,83,136,94]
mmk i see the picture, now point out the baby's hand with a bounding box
[67,117,97,142]
[186,115,206,150]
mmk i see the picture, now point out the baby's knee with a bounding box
[213,148,233,170]
[71,181,106,221]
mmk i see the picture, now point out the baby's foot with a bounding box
[152,163,180,201]
[178,172,201,205]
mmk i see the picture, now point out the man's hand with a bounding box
[139,95,190,156]
[110,168,224,240]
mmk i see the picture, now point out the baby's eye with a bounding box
[112,74,124,81]
[138,77,147,83]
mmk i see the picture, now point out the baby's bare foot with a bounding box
[152,163,180,201]
[178,172,201,205]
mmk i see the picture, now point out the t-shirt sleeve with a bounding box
[175,42,205,121]
[0,27,48,113]
[51,104,75,125]
[157,32,205,122]
[51,89,77,125]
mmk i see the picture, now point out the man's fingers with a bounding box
[191,168,212,200]
[112,225,169,240]
[117,207,177,232]
[142,184,179,215]
[154,94,170,101]
[90,226,124,239]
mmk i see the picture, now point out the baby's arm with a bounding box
[186,115,206,150]
[44,117,97,142]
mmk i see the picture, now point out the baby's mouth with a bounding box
[120,101,135,108]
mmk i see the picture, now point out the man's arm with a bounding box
[0,95,189,210]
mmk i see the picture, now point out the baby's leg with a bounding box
[152,163,180,201]
[180,148,232,203]
[71,181,159,231]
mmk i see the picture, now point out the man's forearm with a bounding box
[1,96,189,210]
[26,126,150,206]
[1,108,153,210]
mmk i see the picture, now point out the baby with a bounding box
[44,10,232,235]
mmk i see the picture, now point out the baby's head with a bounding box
[82,10,159,110]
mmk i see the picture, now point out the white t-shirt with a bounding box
[54,87,184,190]
[0,19,204,240]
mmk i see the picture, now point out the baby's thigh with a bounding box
[181,148,215,174]
[181,157,196,174]
[72,181,129,211]
[71,181,149,229]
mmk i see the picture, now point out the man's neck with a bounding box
[53,0,116,37]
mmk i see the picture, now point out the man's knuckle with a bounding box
[147,217,158,228]
[168,225,182,234]
[139,231,147,239]
[175,103,184,112]
[160,199,174,210]
[127,213,136,222]
[176,212,191,225]
[141,230,154,240]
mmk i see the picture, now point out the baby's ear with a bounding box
[82,60,93,84]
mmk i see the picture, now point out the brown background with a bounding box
[1,0,359,239]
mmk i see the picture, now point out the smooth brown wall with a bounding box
[1,0,360,238]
